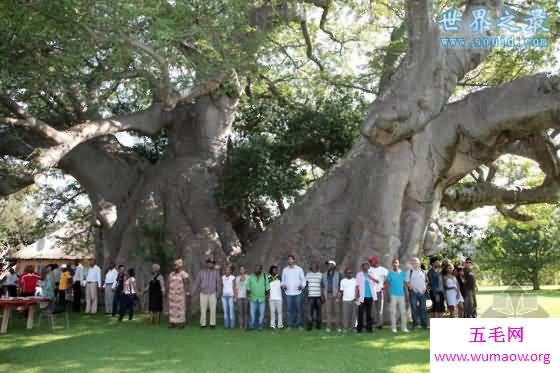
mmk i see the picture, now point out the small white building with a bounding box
[10,226,93,272]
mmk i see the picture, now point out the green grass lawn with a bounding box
[1,287,558,373]
[0,314,429,373]
[477,286,560,317]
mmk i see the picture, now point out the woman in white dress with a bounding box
[443,263,463,318]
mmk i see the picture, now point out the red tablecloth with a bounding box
[1,297,51,334]
[0,297,50,306]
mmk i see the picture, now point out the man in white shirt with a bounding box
[103,263,118,314]
[338,268,357,333]
[72,260,85,312]
[405,257,428,329]
[281,255,305,329]
[368,255,389,329]
[85,258,102,314]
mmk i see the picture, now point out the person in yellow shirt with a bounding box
[58,265,72,307]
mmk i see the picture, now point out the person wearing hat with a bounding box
[427,256,445,319]
[368,255,388,329]
[321,260,342,332]
[193,258,221,328]
[168,258,189,328]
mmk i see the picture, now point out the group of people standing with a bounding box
[75,260,140,322]
[142,253,477,333]
[2,253,477,333]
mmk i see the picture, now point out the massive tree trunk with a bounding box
[245,130,448,270]
[245,73,560,270]
[532,272,541,291]
[3,0,559,298]
[61,94,241,291]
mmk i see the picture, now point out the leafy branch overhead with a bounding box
[1,0,560,267]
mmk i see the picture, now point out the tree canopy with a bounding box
[478,205,560,290]
[1,1,560,269]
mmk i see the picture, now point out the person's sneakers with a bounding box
[200,325,207,328]
[403,329,410,333]
[337,328,342,334]
[392,328,397,333]
[271,325,276,330]
[210,325,216,329]
[377,326,382,330]
[326,328,331,333]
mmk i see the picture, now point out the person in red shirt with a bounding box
[20,265,41,296]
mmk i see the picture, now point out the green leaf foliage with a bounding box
[477,204,560,289]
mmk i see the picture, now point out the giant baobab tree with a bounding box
[1,0,559,286]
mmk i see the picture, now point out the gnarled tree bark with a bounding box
[245,72,560,269]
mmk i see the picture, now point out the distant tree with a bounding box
[0,188,47,252]
[216,89,364,247]
[478,205,560,290]
[440,218,480,263]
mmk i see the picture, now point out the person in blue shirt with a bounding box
[386,259,409,333]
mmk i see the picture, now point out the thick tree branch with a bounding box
[124,35,173,108]
[363,0,504,145]
[302,0,346,46]
[495,204,532,222]
[175,71,238,105]
[435,73,560,213]
[0,96,70,143]
[429,73,560,183]
[451,74,560,146]
[378,22,406,95]
[300,18,325,71]
[406,0,433,55]
[442,182,560,212]
[1,99,171,170]
[0,168,35,197]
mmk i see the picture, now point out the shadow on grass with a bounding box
[0,315,429,373]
